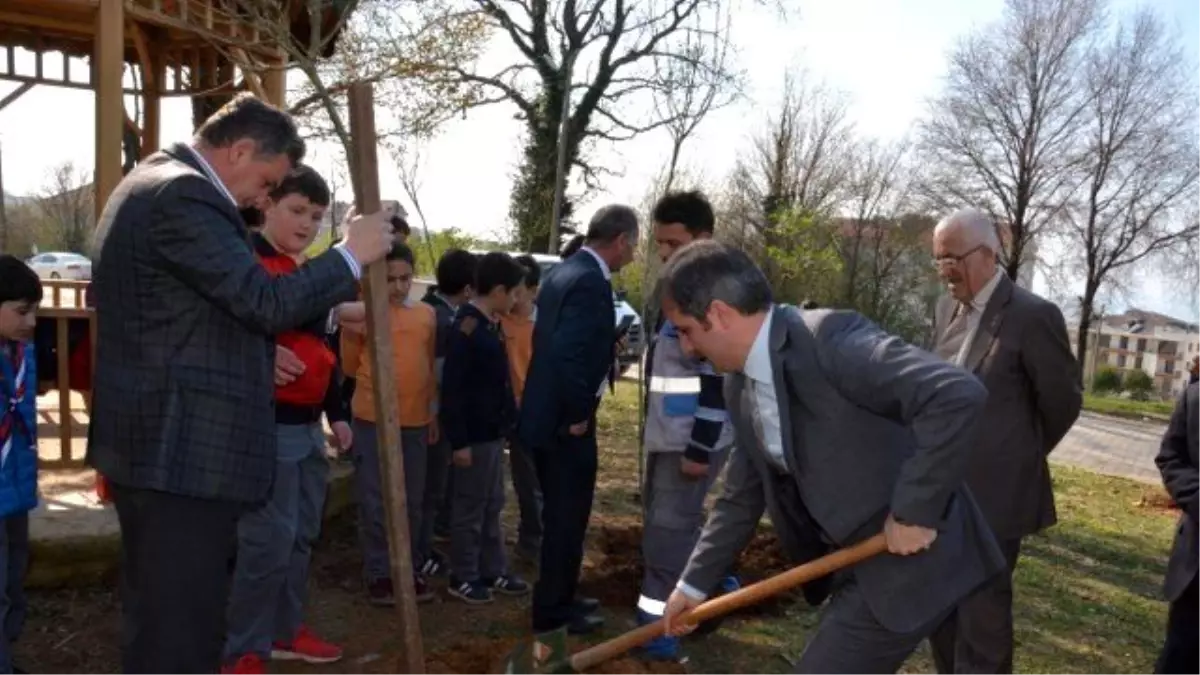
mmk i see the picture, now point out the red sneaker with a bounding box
[271,625,344,664]
[221,654,266,675]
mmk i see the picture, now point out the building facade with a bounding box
[1073,309,1200,399]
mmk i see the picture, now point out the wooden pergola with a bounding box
[0,0,346,464]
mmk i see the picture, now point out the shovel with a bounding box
[505,532,889,674]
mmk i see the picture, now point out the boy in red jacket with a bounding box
[222,165,352,674]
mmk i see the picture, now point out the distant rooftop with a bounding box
[1101,308,1199,335]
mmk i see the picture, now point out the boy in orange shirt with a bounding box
[499,255,543,563]
[341,243,440,606]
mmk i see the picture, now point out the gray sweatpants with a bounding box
[225,423,329,660]
[449,439,507,583]
[351,419,429,582]
[637,450,728,616]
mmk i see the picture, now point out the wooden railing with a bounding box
[39,279,94,466]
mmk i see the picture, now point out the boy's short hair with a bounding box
[390,214,411,238]
[269,164,330,206]
[0,255,43,305]
[652,190,715,237]
[475,252,525,295]
[435,249,477,295]
[386,242,415,267]
[514,254,541,288]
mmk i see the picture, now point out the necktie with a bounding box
[936,304,973,365]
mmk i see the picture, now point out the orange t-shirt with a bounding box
[500,311,535,406]
[341,301,437,428]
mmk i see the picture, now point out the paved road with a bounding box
[1050,411,1167,484]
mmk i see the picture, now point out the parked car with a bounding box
[26,251,92,280]
[468,250,647,374]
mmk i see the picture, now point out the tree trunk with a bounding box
[1075,285,1099,387]
[510,90,579,253]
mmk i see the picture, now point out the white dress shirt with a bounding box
[953,269,1003,367]
[184,144,363,280]
[741,306,788,472]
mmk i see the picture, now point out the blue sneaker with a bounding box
[693,575,741,636]
[637,610,680,661]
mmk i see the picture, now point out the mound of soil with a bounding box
[577,522,801,617]
[423,636,689,674]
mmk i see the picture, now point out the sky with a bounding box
[1,0,1197,318]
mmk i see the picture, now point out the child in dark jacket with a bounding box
[441,252,528,604]
[0,255,40,675]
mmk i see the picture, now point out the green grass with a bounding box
[596,380,1178,673]
[1083,393,1175,421]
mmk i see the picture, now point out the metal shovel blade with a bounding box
[504,626,570,674]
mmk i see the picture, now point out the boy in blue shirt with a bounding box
[0,255,40,675]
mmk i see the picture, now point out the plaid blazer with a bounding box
[86,144,358,504]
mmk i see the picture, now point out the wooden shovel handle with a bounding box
[568,532,889,672]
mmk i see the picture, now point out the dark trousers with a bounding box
[531,430,598,631]
[1156,575,1199,674]
[112,483,245,674]
[449,439,508,582]
[930,537,1023,673]
[0,513,29,675]
[509,438,543,554]
[419,434,452,560]
[352,420,429,580]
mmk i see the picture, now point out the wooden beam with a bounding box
[0,82,33,112]
[0,72,142,95]
[347,83,426,674]
[128,20,162,156]
[94,0,124,220]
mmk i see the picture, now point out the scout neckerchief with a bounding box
[0,341,29,467]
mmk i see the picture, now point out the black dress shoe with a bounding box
[573,596,600,614]
[566,613,605,635]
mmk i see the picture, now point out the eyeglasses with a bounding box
[932,244,987,269]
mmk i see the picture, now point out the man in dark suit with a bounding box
[928,208,1082,673]
[1154,382,1198,674]
[518,205,639,634]
[659,241,1005,673]
[88,94,394,674]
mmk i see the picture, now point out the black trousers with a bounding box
[930,537,1023,673]
[531,429,598,631]
[1156,574,1199,674]
[112,483,245,674]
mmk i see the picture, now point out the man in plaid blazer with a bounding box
[87,94,394,674]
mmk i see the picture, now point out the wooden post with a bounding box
[94,0,124,220]
[142,56,161,157]
[346,83,425,673]
[263,50,286,107]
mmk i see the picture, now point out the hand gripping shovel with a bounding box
[504,532,888,674]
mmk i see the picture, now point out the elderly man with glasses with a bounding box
[926,208,1082,674]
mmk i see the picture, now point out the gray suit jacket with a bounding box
[932,276,1082,540]
[87,143,358,504]
[680,306,1005,633]
[1156,383,1198,601]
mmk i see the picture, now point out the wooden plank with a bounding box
[263,50,285,107]
[346,83,425,674]
[94,0,124,220]
[0,82,34,113]
[55,315,72,461]
[0,72,141,95]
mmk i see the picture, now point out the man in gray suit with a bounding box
[659,241,1005,673]
[89,94,393,673]
[928,209,1082,673]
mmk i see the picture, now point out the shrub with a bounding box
[1124,369,1155,401]
[1092,366,1123,394]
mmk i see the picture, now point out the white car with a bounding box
[26,252,92,280]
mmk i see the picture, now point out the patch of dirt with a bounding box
[577,520,801,617]
[1137,488,1180,515]
[424,638,516,674]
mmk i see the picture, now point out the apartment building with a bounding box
[1074,309,1200,399]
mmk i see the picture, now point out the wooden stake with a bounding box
[345,83,426,674]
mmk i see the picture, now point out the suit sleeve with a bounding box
[550,273,613,425]
[1020,301,1082,453]
[1156,387,1198,521]
[441,321,473,451]
[679,438,767,599]
[816,312,988,528]
[321,367,348,424]
[148,177,357,334]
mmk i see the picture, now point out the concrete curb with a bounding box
[26,468,356,590]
